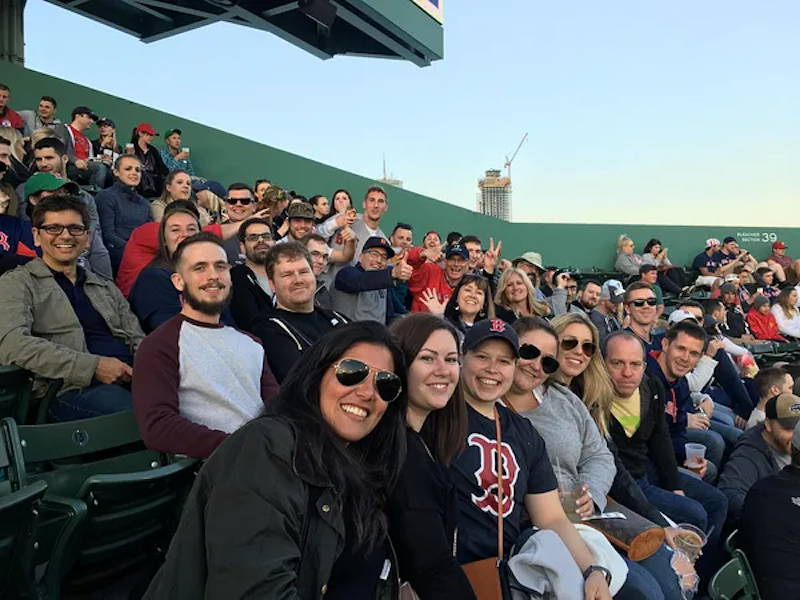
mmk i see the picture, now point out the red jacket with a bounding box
[406,246,455,313]
[746,308,786,342]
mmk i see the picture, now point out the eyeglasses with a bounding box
[37,224,89,237]
[333,358,402,403]
[519,344,560,374]
[225,197,252,206]
[244,233,272,243]
[560,337,597,358]
[629,298,658,308]
[363,250,388,261]
[567,285,578,291]
[310,250,329,262]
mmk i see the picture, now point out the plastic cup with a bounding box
[559,485,583,523]
[125,143,134,149]
[673,523,707,563]
[684,443,706,474]
[182,147,190,154]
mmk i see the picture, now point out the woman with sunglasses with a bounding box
[386,314,477,599]
[144,321,408,600]
[447,319,613,600]
[419,274,495,346]
[615,235,645,281]
[505,315,694,599]
[494,267,551,322]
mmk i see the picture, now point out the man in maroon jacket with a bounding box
[132,232,279,458]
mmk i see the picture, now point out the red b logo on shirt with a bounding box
[468,433,520,518]
[489,319,506,333]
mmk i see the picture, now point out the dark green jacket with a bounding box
[144,416,399,600]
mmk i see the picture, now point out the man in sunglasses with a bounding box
[624,281,662,353]
[219,182,256,264]
[133,233,279,459]
[0,195,144,421]
[229,218,275,333]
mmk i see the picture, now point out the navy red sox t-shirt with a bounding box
[692,251,720,276]
[448,402,558,564]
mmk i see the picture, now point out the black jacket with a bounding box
[607,439,670,527]
[387,430,476,600]
[717,424,783,525]
[144,416,399,600]
[739,465,800,600]
[609,374,682,492]
[144,417,345,599]
[230,264,273,333]
[251,307,348,383]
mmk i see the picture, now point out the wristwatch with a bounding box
[583,565,612,586]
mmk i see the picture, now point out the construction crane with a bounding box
[504,132,528,183]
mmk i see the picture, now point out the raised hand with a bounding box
[483,237,503,273]
[392,250,413,281]
[419,287,448,316]
[340,227,355,243]
[421,242,446,264]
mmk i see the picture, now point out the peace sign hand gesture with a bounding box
[483,238,503,274]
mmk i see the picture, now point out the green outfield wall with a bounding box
[2,63,796,272]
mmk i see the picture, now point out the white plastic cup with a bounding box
[125,143,134,150]
[684,443,706,472]
[182,147,190,154]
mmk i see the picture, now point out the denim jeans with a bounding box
[710,402,743,457]
[617,546,692,600]
[49,384,132,421]
[709,350,755,417]
[639,472,728,588]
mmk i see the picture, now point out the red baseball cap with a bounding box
[773,241,787,250]
[136,122,158,136]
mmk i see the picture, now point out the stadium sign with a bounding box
[412,0,444,23]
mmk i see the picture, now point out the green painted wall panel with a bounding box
[2,63,798,273]
[352,0,444,58]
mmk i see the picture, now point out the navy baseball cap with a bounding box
[362,236,395,259]
[446,244,469,260]
[463,319,520,358]
[192,180,226,198]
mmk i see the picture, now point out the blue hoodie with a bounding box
[645,350,693,463]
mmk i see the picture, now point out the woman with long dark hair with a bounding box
[388,314,476,600]
[419,274,495,345]
[150,169,211,224]
[641,238,687,295]
[144,321,408,599]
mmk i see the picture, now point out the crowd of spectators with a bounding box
[3,81,800,598]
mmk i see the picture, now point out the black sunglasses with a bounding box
[560,338,597,358]
[630,298,658,307]
[519,344,560,374]
[334,358,402,403]
[225,197,252,206]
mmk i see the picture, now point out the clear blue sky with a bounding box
[22,0,800,226]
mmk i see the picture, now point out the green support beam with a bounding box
[0,0,26,66]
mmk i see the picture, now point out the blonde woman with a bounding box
[614,235,644,278]
[551,312,616,435]
[771,287,800,339]
[0,127,31,185]
[494,267,550,322]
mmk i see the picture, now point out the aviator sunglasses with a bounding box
[519,344,560,374]
[559,337,597,358]
[333,358,402,402]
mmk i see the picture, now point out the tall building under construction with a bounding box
[477,169,512,221]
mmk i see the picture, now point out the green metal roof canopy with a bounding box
[45,0,443,66]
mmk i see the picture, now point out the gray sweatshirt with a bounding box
[517,382,616,511]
